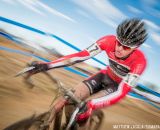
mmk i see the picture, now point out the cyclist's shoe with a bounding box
[76,100,93,122]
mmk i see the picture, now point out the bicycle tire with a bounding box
[3,112,50,130]
[3,109,104,130]
[3,109,68,130]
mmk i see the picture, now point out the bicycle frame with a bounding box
[4,66,103,130]
[43,71,85,130]
[15,67,85,130]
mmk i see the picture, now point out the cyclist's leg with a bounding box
[52,70,106,114]
[86,72,119,100]
[79,72,118,129]
[50,70,116,128]
[48,96,66,123]
[72,82,91,100]
[82,70,119,99]
[64,82,91,127]
[65,71,108,129]
[64,71,108,117]
[62,71,103,129]
[48,82,90,126]
[82,71,106,95]
[99,72,119,94]
[52,71,105,113]
[51,82,90,112]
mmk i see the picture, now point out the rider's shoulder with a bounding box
[96,35,116,50]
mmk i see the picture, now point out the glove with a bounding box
[28,61,49,74]
[76,100,93,122]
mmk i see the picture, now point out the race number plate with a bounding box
[86,43,101,56]
[124,73,139,87]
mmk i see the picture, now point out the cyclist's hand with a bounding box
[27,61,49,75]
[76,100,93,122]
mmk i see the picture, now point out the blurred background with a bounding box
[0,0,160,92]
[0,0,160,130]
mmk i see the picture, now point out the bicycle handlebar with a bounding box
[42,71,82,104]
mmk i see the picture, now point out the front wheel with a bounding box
[3,112,50,130]
[3,108,104,130]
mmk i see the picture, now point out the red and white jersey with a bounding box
[89,35,146,109]
[96,35,147,84]
[45,35,147,110]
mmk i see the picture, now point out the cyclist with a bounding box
[27,18,148,121]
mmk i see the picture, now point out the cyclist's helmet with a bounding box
[116,18,148,48]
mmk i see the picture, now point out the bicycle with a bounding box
[4,66,104,130]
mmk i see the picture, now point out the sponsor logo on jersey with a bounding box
[109,58,130,77]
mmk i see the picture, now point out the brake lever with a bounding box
[15,66,35,77]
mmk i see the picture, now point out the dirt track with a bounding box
[0,37,160,130]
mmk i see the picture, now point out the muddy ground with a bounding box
[0,37,160,130]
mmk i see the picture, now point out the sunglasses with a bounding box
[116,41,132,50]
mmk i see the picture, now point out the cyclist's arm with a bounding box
[89,59,147,110]
[44,43,102,69]
[39,35,111,70]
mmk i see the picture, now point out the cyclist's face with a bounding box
[115,40,135,58]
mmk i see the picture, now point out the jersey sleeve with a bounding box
[89,81,131,110]
[41,36,114,70]
[44,42,103,69]
[123,57,147,88]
